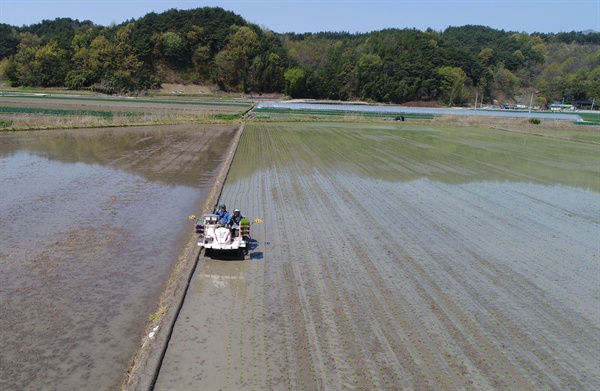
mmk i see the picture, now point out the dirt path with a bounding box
[152,122,599,390]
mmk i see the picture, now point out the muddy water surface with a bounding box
[0,124,236,390]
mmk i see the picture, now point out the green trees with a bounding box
[259,52,286,93]
[6,33,68,87]
[535,44,600,104]
[284,67,306,97]
[277,25,597,105]
[64,24,148,93]
[158,32,185,62]
[6,32,40,86]
[0,8,596,105]
[438,66,468,106]
[0,24,19,58]
[493,64,519,98]
[356,54,383,101]
[215,25,260,92]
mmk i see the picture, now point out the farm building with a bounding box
[573,100,597,110]
[550,103,574,111]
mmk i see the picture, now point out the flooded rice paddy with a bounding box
[156,122,599,390]
[1,119,598,391]
[0,124,237,390]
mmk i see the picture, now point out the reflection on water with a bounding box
[0,126,233,390]
[0,125,234,187]
[231,123,600,192]
[195,258,249,300]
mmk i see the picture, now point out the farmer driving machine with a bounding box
[194,214,252,259]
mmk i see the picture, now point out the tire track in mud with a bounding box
[387,184,540,388]
[311,135,497,389]
[281,203,317,388]
[155,122,599,390]
[231,134,270,389]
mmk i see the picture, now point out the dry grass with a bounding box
[431,114,575,129]
[430,114,600,144]
[0,112,224,131]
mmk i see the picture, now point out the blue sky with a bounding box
[1,0,598,34]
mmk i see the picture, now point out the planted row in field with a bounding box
[156,121,599,390]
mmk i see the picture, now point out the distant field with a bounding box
[250,110,599,144]
[577,111,600,124]
[2,90,598,141]
[0,94,253,129]
[252,106,435,120]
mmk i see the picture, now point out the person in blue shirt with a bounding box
[214,204,231,225]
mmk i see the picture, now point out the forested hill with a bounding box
[0,6,598,107]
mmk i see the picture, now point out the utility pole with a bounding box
[529,93,534,113]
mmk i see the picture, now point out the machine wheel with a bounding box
[204,248,211,257]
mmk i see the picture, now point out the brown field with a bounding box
[0,123,239,390]
[151,121,599,390]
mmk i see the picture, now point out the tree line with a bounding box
[0,7,598,106]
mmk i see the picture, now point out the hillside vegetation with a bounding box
[0,7,598,107]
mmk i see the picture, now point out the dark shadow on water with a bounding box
[247,238,259,250]
[246,238,263,260]
[203,238,262,261]
[203,249,245,261]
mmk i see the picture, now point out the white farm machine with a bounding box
[195,214,251,259]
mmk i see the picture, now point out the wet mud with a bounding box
[0,124,238,390]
